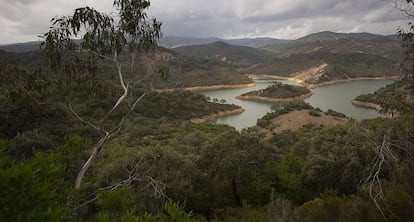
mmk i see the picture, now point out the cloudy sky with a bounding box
[0,0,412,44]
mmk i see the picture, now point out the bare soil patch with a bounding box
[260,110,349,136]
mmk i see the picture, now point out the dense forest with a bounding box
[0,0,413,221]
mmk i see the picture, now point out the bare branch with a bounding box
[73,156,165,209]
[393,0,414,17]
[99,54,116,63]
[65,104,107,135]
[109,92,146,135]
[100,62,129,123]
[15,82,48,106]
[361,131,398,221]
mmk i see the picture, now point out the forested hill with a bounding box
[137,46,253,88]
[0,41,43,53]
[173,41,275,68]
[0,46,252,89]
[163,31,401,87]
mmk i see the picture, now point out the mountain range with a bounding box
[0,31,403,88]
[168,31,402,87]
[158,36,288,48]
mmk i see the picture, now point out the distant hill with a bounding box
[0,39,84,53]
[173,41,274,68]
[1,31,403,88]
[0,41,43,53]
[263,31,401,59]
[293,31,398,44]
[159,36,288,48]
[249,31,402,85]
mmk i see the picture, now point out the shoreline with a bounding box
[249,74,399,89]
[155,75,397,93]
[156,82,256,93]
[236,92,314,103]
[191,108,245,124]
[351,100,382,111]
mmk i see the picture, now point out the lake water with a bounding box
[199,79,393,130]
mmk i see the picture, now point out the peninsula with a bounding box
[236,82,313,102]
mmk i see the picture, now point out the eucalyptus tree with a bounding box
[42,0,162,188]
[358,2,414,219]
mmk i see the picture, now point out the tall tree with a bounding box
[42,0,161,188]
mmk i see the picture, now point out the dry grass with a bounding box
[260,110,349,136]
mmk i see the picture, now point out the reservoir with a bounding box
[199,79,393,130]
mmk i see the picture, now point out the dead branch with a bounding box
[393,0,414,17]
[73,89,147,188]
[65,104,107,135]
[73,156,165,210]
[361,131,398,220]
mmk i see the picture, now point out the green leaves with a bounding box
[0,151,70,221]
[42,0,161,77]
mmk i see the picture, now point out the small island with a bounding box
[236,82,313,102]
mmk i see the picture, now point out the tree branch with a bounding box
[73,156,165,209]
[361,131,398,221]
[101,61,129,122]
[65,104,107,135]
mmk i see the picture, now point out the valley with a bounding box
[199,78,393,130]
[1,31,402,90]
[1,27,413,222]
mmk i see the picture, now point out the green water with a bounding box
[199,79,393,130]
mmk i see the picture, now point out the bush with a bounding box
[325,109,347,118]
[308,110,321,117]
[0,151,71,221]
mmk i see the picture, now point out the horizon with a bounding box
[0,30,400,46]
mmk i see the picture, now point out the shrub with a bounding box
[308,110,321,117]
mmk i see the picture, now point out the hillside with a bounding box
[0,41,43,53]
[173,41,274,68]
[0,46,252,89]
[140,46,253,88]
[2,37,413,222]
[353,78,414,113]
[263,31,401,60]
[250,51,399,86]
[248,32,402,86]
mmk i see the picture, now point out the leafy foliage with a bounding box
[355,80,414,115]
[173,41,274,68]
[240,82,311,98]
[138,90,241,120]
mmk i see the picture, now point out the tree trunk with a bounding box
[231,177,242,207]
[75,134,109,188]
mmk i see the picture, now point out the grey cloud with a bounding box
[0,0,411,44]
[242,0,385,23]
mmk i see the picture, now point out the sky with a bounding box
[0,0,413,44]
